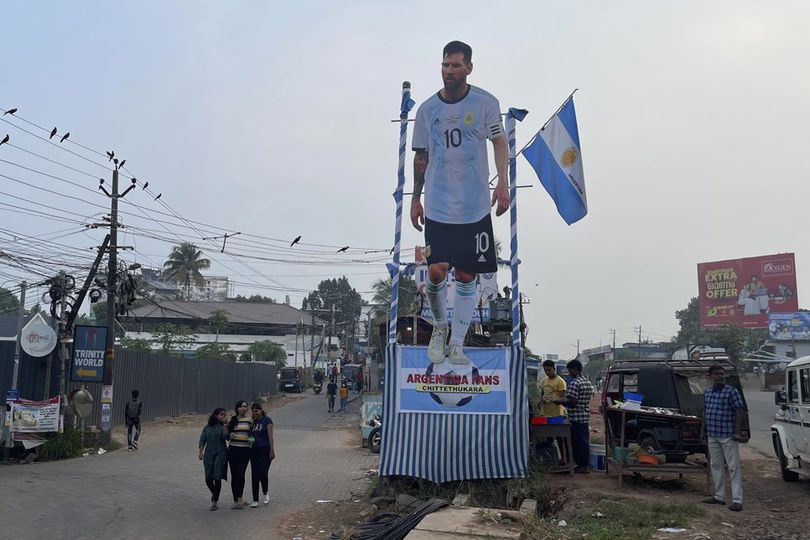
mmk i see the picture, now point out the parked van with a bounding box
[772,355,810,481]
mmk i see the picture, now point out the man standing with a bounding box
[326,377,337,413]
[554,360,593,473]
[539,360,566,417]
[702,364,747,512]
[125,389,142,451]
[411,40,508,365]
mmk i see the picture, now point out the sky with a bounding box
[1,1,808,357]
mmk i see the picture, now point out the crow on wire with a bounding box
[59,132,70,143]
[290,235,301,247]
[154,193,162,201]
[142,181,149,190]
[0,134,9,146]
[106,150,114,161]
[337,246,349,253]
[49,127,57,139]
[3,108,17,115]
[118,159,126,168]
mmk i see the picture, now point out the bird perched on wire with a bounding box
[3,108,17,116]
[154,193,162,201]
[337,246,349,253]
[290,235,301,247]
[142,181,149,190]
[59,132,70,143]
[0,134,9,146]
[49,127,57,139]
[118,159,126,169]
[106,150,114,161]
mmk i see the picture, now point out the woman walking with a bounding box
[339,382,349,412]
[227,400,253,509]
[249,402,275,507]
[198,408,228,510]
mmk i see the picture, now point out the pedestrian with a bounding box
[249,402,275,508]
[356,369,364,392]
[539,360,568,465]
[125,389,142,451]
[199,408,228,511]
[226,400,252,509]
[702,364,748,512]
[410,41,508,367]
[553,359,593,473]
[327,377,337,413]
[339,382,349,412]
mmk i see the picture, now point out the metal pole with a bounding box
[11,282,26,393]
[506,109,524,347]
[100,168,119,446]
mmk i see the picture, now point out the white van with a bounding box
[772,356,810,481]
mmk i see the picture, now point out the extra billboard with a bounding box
[698,253,798,329]
[769,312,810,341]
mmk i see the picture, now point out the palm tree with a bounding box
[372,275,418,317]
[162,242,211,300]
[209,309,230,341]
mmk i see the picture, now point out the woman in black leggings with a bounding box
[198,408,228,510]
[226,400,253,509]
[249,402,275,507]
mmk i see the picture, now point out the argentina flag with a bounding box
[522,97,587,225]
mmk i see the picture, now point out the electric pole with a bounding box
[610,329,616,351]
[98,164,136,447]
[635,325,642,358]
[5,282,26,448]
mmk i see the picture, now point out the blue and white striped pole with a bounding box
[506,108,528,347]
[389,81,415,344]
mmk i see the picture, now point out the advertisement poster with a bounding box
[414,247,499,322]
[71,325,107,383]
[20,313,57,357]
[11,396,60,433]
[769,313,810,341]
[395,346,511,415]
[697,253,798,329]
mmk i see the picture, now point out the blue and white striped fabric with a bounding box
[380,344,529,482]
[522,97,586,225]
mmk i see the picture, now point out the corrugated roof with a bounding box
[129,300,326,326]
[0,314,58,339]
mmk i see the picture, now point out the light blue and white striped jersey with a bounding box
[412,85,503,224]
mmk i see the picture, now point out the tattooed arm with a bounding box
[411,150,428,231]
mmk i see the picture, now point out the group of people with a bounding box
[326,377,350,413]
[198,400,275,510]
[537,359,595,473]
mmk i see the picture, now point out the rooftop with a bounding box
[129,300,327,327]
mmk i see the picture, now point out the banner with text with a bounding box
[769,312,810,341]
[71,325,107,383]
[395,345,511,415]
[698,253,798,329]
[11,396,60,433]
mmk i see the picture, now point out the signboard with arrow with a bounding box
[71,325,107,383]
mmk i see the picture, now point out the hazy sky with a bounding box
[1,1,808,357]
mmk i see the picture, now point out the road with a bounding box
[0,391,377,540]
[744,382,779,457]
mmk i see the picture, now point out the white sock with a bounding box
[425,277,447,328]
[449,279,476,347]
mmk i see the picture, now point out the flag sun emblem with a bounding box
[561,147,578,167]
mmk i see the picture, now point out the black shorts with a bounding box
[425,214,497,274]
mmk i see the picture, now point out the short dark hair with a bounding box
[567,359,583,372]
[443,41,472,63]
[131,390,139,399]
[234,400,248,413]
[542,360,555,368]
[708,364,725,375]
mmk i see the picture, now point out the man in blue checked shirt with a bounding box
[701,364,749,512]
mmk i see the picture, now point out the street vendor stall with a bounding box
[529,417,575,475]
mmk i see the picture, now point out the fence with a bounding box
[1,344,279,428]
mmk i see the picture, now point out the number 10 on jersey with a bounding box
[443,128,461,148]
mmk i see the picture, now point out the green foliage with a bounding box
[0,287,21,315]
[37,427,84,461]
[248,340,286,366]
[371,274,418,316]
[233,294,276,303]
[119,335,153,351]
[162,242,211,300]
[196,342,237,361]
[208,309,230,338]
[153,323,197,355]
[303,276,365,324]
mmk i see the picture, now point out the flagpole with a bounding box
[389,81,413,344]
[514,89,579,159]
[506,108,528,347]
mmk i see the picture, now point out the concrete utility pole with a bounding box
[635,325,642,358]
[610,329,616,351]
[43,272,68,401]
[5,282,26,448]
[98,165,136,447]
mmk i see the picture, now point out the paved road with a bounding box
[745,386,779,457]
[0,391,377,540]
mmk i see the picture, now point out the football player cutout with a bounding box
[411,40,509,365]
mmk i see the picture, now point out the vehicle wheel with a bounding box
[638,436,660,455]
[774,434,799,482]
[368,427,382,454]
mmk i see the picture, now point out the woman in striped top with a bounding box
[226,400,253,509]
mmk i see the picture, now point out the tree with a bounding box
[208,309,230,340]
[196,342,236,361]
[153,324,197,356]
[303,276,366,356]
[371,274,419,317]
[120,335,153,352]
[162,243,211,300]
[233,294,276,303]
[0,287,21,315]
[248,340,286,366]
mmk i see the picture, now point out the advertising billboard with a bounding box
[698,253,798,329]
[71,325,107,383]
[769,312,810,341]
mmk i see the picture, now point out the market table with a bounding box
[604,407,711,490]
[529,421,575,475]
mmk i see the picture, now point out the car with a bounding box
[601,358,749,462]
[279,367,305,393]
[772,355,810,481]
